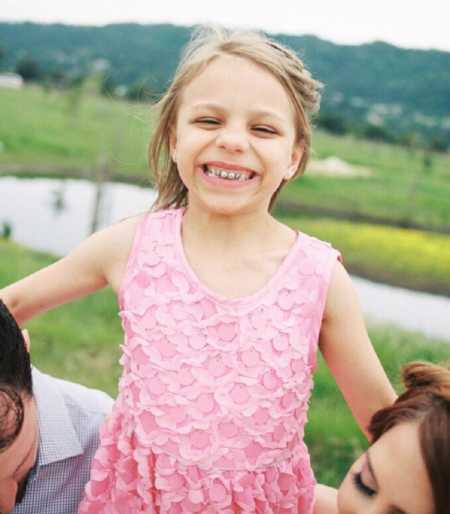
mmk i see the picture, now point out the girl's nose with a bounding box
[215,125,249,153]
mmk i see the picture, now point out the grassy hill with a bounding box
[1,85,449,231]
[1,22,449,145]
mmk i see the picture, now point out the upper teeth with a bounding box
[205,166,252,181]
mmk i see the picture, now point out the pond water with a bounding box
[0,176,156,255]
[1,176,449,341]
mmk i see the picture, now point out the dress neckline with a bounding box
[174,208,303,305]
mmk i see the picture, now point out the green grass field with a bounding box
[280,130,450,230]
[0,85,152,179]
[1,239,448,486]
[1,85,450,229]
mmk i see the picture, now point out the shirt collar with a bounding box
[32,368,83,468]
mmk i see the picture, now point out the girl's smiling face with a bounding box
[338,422,434,514]
[170,54,303,216]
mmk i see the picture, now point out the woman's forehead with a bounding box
[370,422,434,514]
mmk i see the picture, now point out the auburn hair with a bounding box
[369,361,450,514]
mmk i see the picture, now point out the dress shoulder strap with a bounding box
[118,208,181,308]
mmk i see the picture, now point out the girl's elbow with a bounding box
[0,288,32,325]
[0,287,17,311]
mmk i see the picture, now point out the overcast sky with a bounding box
[2,0,450,51]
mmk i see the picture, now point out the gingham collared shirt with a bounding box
[12,368,113,514]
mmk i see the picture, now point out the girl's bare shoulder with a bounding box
[96,212,147,292]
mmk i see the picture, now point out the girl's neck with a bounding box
[182,205,293,256]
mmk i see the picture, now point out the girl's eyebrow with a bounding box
[189,102,286,122]
[190,102,223,112]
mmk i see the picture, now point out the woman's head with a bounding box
[149,27,322,212]
[338,361,450,514]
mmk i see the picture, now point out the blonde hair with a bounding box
[148,26,322,211]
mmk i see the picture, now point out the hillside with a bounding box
[1,22,449,145]
[1,86,450,236]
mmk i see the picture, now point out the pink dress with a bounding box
[79,208,340,514]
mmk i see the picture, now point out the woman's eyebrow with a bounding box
[367,452,407,514]
[366,450,379,488]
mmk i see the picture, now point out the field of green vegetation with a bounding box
[281,216,450,296]
[1,86,450,231]
[1,239,448,486]
[0,85,152,178]
[281,130,450,231]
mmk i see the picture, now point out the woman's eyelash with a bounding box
[352,472,376,497]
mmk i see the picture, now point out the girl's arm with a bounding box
[319,262,396,439]
[0,215,141,325]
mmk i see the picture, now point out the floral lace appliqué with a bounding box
[79,209,340,514]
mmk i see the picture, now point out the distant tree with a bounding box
[398,132,419,150]
[317,112,348,134]
[65,75,86,118]
[16,56,40,81]
[360,123,395,144]
[101,75,117,97]
[126,82,155,102]
[422,150,433,174]
[49,68,67,88]
[1,221,12,240]
[429,136,449,153]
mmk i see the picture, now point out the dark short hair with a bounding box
[0,300,33,451]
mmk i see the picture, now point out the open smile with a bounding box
[201,162,257,184]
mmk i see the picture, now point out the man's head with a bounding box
[0,300,38,513]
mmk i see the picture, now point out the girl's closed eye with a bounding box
[252,125,278,135]
[352,471,376,497]
[195,117,221,127]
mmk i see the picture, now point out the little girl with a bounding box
[1,28,396,513]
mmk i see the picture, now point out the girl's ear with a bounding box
[285,142,304,180]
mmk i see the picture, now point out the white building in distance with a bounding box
[0,73,24,89]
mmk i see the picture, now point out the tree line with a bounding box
[0,22,449,150]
